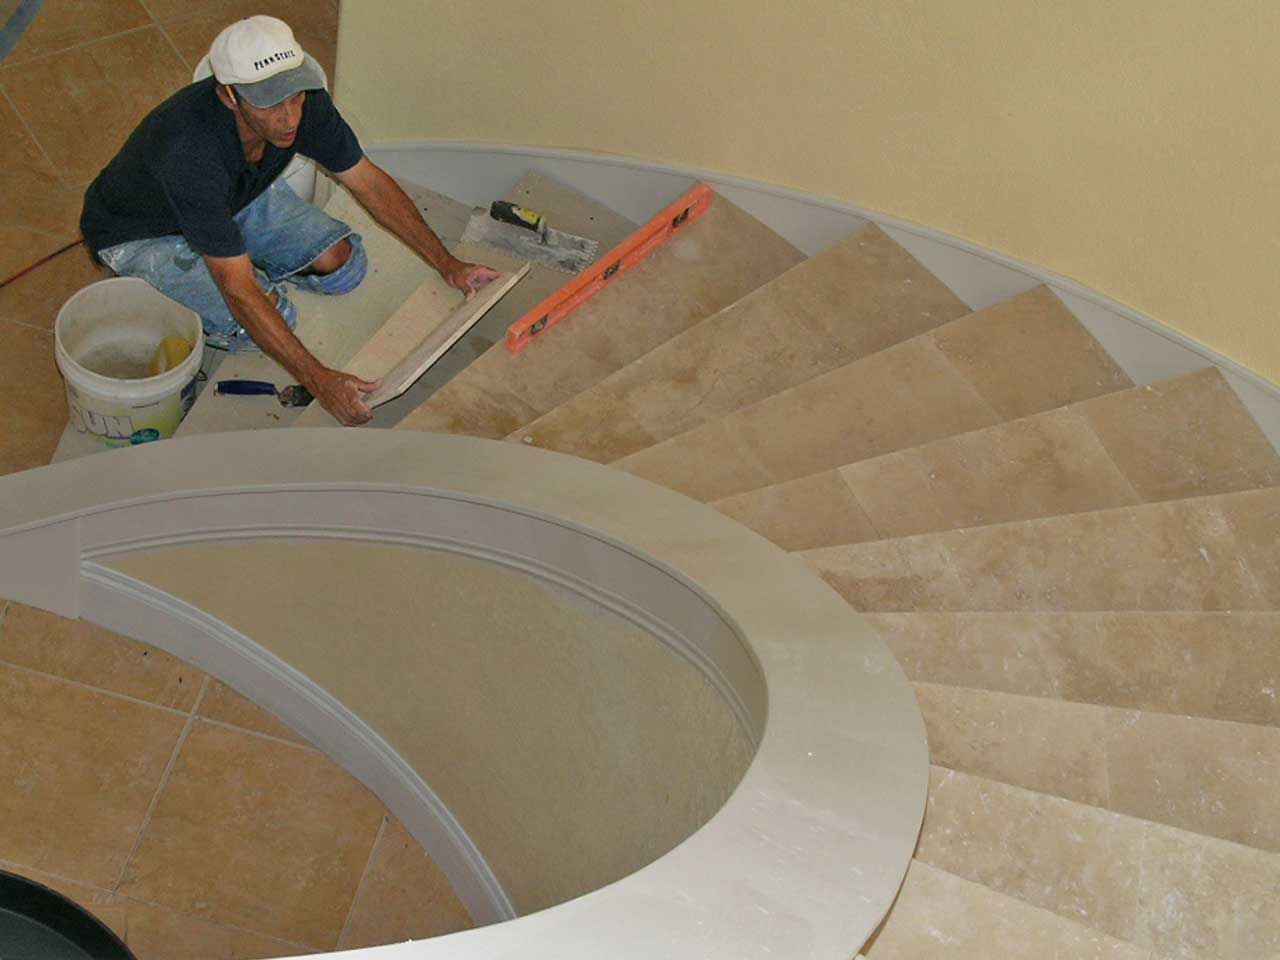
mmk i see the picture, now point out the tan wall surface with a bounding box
[110,542,752,915]
[337,1,1280,385]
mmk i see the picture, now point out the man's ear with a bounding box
[214,84,238,110]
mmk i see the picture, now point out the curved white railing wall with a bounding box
[335,0,1280,389]
[0,430,928,958]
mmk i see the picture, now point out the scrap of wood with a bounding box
[365,264,529,407]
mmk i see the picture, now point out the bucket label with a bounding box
[70,404,135,442]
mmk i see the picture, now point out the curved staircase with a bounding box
[379,177,1278,959]
[19,169,1280,958]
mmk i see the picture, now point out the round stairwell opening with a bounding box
[0,430,929,958]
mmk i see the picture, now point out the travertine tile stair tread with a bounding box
[178,184,446,438]
[862,859,1152,959]
[507,224,970,461]
[615,285,1130,501]
[913,681,1280,852]
[385,172,639,426]
[801,486,1280,612]
[396,190,804,438]
[714,367,1280,549]
[916,765,1280,960]
[865,611,1280,727]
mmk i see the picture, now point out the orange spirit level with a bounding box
[505,182,715,353]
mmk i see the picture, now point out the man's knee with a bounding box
[308,238,352,275]
[293,234,367,296]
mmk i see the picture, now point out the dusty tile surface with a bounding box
[913,683,1110,806]
[118,720,385,948]
[865,859,1149,959]
[0,226,72,282]
[338,816,473,950]
[511,223,968,461]
[0,94,85,242]
[1104,710,1280,852]
[713,469,880,551]
[931,285,1132,418]
[1078,368,1280,501]
[0,601,204,710]
[918,766,1145,942]
[0,664,185,887]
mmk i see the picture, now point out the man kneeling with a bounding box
[80,15,496,425]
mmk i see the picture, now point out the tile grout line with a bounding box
[110,675,210,895]
[0,85,62,186]
[152,19,193,76]
[335,812,389,949]
[0,22,155,73]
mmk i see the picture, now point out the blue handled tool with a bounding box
[214,379,313,406]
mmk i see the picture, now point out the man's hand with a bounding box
[443,258,500,298]
[304,367,381,426]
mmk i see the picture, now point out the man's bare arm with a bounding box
[334,157,499,295]
[203,253,378,425]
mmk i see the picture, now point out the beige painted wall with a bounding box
[111,542,752,915]
[336,1,1280,385]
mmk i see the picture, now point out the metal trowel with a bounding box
[460,201,599,275]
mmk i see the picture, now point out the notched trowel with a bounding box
[460,201,599,275]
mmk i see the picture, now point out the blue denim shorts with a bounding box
[98,178,365,353]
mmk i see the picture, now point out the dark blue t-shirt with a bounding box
[80,77,363,258]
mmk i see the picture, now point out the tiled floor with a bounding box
[0,3,474,956]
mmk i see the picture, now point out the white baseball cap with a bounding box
[208,16,326,108]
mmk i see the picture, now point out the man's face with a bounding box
[236,90,306,148]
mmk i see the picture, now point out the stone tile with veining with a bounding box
[913,683,1110,806]
[0,601,204,710]
[0,664,185,887]
[713,469,880,551]
[917,766,1145,942]
[1137,827,1280,960]
[407,195,801,438]
[802,536,969,613]
[337,816,473,950]
[1077,368,1280,502]
[864,859,1151,959]
[620,336,1000,502]
[930,285,1132,419]
[1103,709,1280,852]
[843,407,1141,538]
[118,720,385,948]
[511,224,968,461]
[1,28,190,185]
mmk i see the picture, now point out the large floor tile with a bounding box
[0,244,109,329]
[0,319,66,473]
[196,679,307,744]
[1,27,189,184]
[0,225,70,281]
[1,0,151,64]
[0,664,186,887]
[0,94,84,240]
[118,720,385,948]
[337,816,472,950]
[0,601,204,710]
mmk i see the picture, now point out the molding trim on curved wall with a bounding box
[366,140,1280,453]
[0,430,928,958]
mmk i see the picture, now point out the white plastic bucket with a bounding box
[54,278,204,448]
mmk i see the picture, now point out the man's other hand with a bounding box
[308,367,380,426]
[444,259,500,298]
